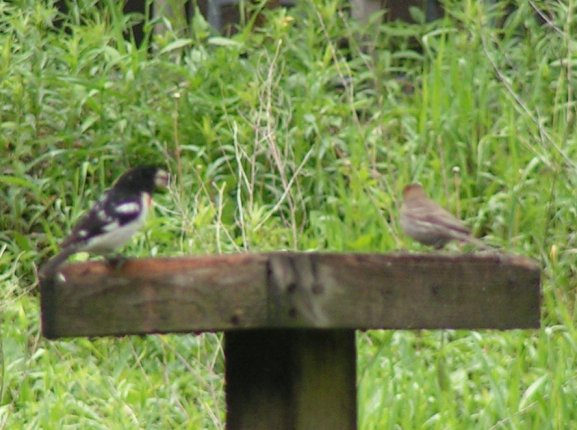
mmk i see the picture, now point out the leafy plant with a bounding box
[2,0,577,428]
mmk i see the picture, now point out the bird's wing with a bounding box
[60,190,144,249]
[419,205,471,236]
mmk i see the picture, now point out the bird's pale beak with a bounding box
[154,169,170,189]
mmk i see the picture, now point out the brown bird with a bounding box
[399,183,489,250]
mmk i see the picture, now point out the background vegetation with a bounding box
[1,0,576,428]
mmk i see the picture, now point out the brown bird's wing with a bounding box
[421,205,471,236]
[422,206,493,250]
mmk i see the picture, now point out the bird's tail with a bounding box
[456,233,496,252]
[38,247,77,280]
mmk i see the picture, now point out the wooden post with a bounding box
[225,330,356,430]
[39,252,541,429]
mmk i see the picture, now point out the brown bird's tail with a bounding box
[453,232,496,252]
[38,246,78,280]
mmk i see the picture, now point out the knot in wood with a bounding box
[267,253,327,326]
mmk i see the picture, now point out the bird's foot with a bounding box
[105,255,128,271]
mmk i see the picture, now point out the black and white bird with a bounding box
[39,165,169,279]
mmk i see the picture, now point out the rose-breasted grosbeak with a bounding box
[400,183,489,250]
[39,165,169,278]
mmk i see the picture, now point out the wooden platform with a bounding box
[40,252,541,430]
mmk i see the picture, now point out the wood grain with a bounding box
[40,252,541,338]
[225,330,356,430]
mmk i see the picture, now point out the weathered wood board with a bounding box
[40,252,541,338]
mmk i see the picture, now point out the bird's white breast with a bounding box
[83,193,149,255]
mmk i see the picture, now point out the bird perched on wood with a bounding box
[399,183,489,250]
[39,165,169,279]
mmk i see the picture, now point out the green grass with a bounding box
[1,0,577,428]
